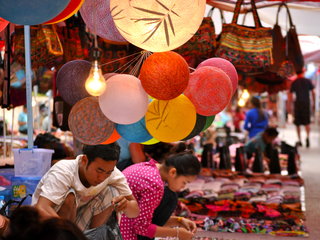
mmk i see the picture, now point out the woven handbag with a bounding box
[13,25,63,69]
[215,0,273,75]
[283,3,304,74]
[174,7,223,68]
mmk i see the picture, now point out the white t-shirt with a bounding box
[31,155,132,210]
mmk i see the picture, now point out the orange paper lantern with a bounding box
[100,129,121,144]
[139,51,189,100]
[184,66,232,116]
[145,95,196,143]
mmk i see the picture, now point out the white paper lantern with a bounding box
[110,0,206,52]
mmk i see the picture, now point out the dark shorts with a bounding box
[294,104,311,126]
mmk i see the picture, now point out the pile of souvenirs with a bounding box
[178,170,308,237]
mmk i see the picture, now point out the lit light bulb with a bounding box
[238,98,246,107]
[85,60,106,96]
[242,89,250,100]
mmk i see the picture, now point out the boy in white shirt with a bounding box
[32,142,139,231]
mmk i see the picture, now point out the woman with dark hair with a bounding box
[244,96,269,139]
[120,151,201,240]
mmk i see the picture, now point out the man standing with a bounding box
[288,70,315,148]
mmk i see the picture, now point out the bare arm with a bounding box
[129,143,146,164]
[155,226,194,240]
[35,196,59,220]
[112,194,139,218]
[164,216,197,233]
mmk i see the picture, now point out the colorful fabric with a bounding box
[180,174,308,237]
[215,0,273,75]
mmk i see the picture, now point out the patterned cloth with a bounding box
[120,160,165,240]
[77,186,118,231]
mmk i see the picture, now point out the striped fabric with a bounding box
[215,23,273,75]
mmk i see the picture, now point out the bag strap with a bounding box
[207,7,226,24]
[276,3,295,29]
[232,0,262,27]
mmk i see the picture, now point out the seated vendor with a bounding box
[244,127,279,160]
[32,143,139,233]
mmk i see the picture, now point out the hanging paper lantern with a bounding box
[110,0,206,52]
[197,58,238,94]
[184,66,232,116]
[141,138,160,145]
[45,0,84,24]
[182,114,207,141]
[116,117,152,143]
[99,74,148,124]
[104,73,117,81]
[139,51,189,100]
[80,0,126,43]
[145,95,196,143]
[100,129,121,144]
[0,0,70,25]
[0,18,9,33]
[202,115,215,131]
[68,97,115,145]
[56,60,91,106]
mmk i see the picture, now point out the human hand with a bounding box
[112,196,128,212]
[179,217,197,233]
[177,227,194,240]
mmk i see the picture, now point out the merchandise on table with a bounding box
[178,172,308,237]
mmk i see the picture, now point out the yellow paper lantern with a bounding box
[145,95,196,143]
[110,0,206,52]
[141,138,160,145]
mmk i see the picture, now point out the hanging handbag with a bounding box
[254,3,296,85]
[13,24,63,69]
[215,0,273,75]
[283,3,304,74]
[174,7,223,68]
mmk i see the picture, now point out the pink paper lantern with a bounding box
[184,66,232,116]
[139,51,190,100]
[197,57,238,94]
[80,0,126,43]
[98,74,148,124]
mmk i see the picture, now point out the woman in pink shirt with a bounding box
[120,152,200,240]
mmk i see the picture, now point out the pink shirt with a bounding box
[120,159,164,240]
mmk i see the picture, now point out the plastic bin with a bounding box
[13,148,54,177]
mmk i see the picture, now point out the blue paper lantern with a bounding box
[0,0,70,25]
[116,117,152,143]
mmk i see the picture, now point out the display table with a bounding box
[179,169,308,237]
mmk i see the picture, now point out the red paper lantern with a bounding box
[184,66,232,116]
[139,51,190,100]
[197,57,238,94]
[0,18,9,33]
